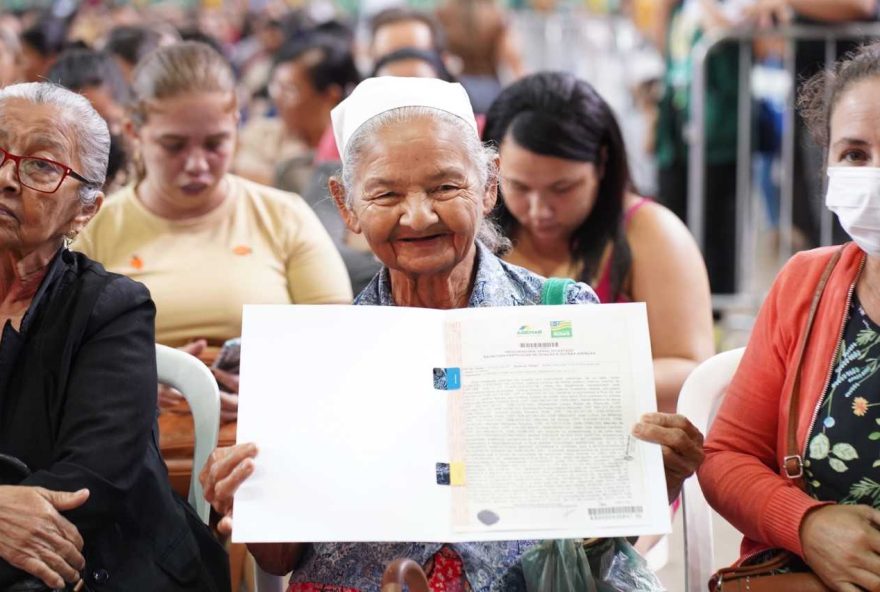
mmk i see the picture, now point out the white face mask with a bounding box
[826,166,880,256]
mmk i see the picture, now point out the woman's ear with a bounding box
[329,176,361,234]
[70,193,104,236]
[482,155,500,216]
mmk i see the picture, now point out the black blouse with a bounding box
[0,249,227,591]
[806,294,880,507]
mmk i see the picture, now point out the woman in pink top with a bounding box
[483,72,714,414]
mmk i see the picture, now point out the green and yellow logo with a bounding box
[517,325,543,336]
[550,320,572,338]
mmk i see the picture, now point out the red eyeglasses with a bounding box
[0,147,98,194]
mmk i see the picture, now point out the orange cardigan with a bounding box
[700,242,864,563]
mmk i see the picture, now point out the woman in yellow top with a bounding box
[74,42,353,424]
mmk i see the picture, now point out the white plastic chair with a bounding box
[156,345,286,591]
[677,347,745,592]
[156,344,220,524]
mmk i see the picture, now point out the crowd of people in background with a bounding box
[0,0,876,297]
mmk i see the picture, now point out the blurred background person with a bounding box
[102,24,178,83]
[436,0,526,112]
[47,48,132,192]
[19,16,70,82]
[179,27,231,60]
[655,0,744,296]
[47,49,128,134]
[234,14,288,115]
[368,6,445,65]
[371,46,455,80]
[0,24,23,87]
[0,13,23,38]
[234,33,360,193]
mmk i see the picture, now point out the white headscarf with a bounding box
[330,76,478,157]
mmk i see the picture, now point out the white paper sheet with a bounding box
[233,305,450,542]
[232,303,670,543]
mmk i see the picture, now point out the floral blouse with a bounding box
[286,241,598,592]
[806,294,880,507]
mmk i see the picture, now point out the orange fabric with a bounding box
[699,243,863,563]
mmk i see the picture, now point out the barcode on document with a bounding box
[588,506,643,519]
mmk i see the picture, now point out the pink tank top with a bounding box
[593,197,651,304]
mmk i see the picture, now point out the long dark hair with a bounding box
[483,71,633,300]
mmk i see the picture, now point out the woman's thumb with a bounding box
[44,488,90,511]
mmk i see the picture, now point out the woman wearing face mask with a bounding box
[701,43,880,592]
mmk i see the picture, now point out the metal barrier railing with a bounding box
[688,23,880,312]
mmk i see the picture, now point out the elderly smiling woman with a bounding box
[200,77,704,591]
[0,83,227,591]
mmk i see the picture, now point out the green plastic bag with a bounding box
[521,539,666,592]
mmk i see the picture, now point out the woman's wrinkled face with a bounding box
[135,91,237,208]
[340,116,495,278]
[828,77,880,168]
[499,135,601,245]
[0,99,100,252]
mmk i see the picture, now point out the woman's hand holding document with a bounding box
[229,302,677,543]
[633,413,705,505]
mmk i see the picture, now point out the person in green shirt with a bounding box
[656,0,741,295]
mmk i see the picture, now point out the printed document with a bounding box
[232,303,669,543]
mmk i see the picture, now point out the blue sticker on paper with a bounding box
[433,367,461,390]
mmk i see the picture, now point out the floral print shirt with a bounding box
[287,241,598,592]
[806,294,880,507]
[355,241,598,309]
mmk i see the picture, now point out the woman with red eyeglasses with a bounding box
[0,82,228,591]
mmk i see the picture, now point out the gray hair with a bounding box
[0,82,109,205]
[340,106,511,255]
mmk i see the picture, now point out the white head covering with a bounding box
[331,76,478,158]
